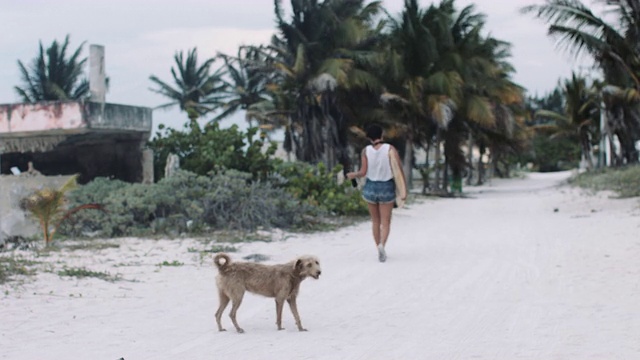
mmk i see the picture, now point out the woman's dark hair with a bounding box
[365,124,383,141]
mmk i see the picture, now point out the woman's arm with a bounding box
[346,148,368,180]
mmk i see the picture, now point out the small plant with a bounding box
[57,267,118,281]
[157,260,184,267]
[20,175,106,246]
[0,256,37,284]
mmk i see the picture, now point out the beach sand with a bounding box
[2,171,639,359]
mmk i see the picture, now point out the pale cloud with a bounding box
[109,26,275,129]
[137,27,274,60]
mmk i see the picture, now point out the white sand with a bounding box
[2,171,640,360]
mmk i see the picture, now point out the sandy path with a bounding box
[2,171,640,359]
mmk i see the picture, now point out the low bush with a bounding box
[59,170,318,238]
[273,162,368,216]
[570,165,640,198]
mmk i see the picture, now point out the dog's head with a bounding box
[295,256,321,279]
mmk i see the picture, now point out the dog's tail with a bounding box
[214,253,231,272]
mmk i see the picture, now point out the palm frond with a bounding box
[15,35,88,102]
[465,94,495,128]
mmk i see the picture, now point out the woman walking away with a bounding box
[347,124,406,262]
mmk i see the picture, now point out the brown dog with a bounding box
[214,253,321,333]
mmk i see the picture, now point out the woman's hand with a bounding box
[346,172,357,180]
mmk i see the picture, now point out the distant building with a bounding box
[0,45,153,184]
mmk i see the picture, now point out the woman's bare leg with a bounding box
[367,203,381,246]
[379,202,394,247]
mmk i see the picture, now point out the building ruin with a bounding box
[0,44,153,184]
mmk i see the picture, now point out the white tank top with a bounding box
[365,143,393,181]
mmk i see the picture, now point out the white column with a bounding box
[89,44,106,103]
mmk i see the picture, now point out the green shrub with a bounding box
[61,177,128,236]
[59,170,318,238]
[148,122,282,181]
[519,134,580,172]
[273,162,368,216]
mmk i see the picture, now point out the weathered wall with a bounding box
[84,102,152,132]
[0,101,152,135]
[0,175,73,245]
[0,102,86,136]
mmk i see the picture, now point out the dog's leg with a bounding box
[287,296,307,331]
[275,298,286,330]
[229,292,245,334]
[215,290,230,332]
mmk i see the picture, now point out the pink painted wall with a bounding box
[0,102,87,135]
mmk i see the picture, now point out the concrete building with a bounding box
[0,44,153,184]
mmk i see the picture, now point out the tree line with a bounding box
[13,0,640,193]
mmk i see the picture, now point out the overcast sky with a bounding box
[0,0,594,132]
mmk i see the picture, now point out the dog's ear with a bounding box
[294,259,303,271]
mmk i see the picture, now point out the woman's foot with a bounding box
[377,244,387,262]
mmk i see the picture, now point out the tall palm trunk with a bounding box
[579,127,594,170]
[466,132,474,185]
[403,134,413,191]
[421,140,432,194]
[321,90,347,171]
[476,144,486,185]
[292,90,348,170]
[434,127,443,190]
[606,105,639,165]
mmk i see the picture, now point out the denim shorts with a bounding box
[362,179,396,204]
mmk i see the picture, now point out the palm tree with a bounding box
[266,0,384,170]
[149,48,224,124]
[452,25,525,185]
[383,0,463,191]
[213,46,283,129]
[15,35,89,103]
[383,0,524,192]
[533,73,600,170]
[522,0,640,164]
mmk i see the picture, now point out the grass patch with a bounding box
[157,260,184,267]
[570,165,640,198]
[189,245,238,254]
[291,214,368,233]
[214,231,272,243]
[57,267,119,282]
[0,256,37,284]
[62,242,121,251]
